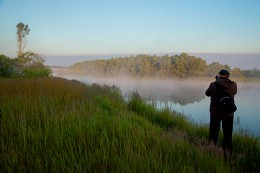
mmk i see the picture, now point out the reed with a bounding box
[0,78,259,172]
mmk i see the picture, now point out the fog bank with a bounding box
[63,75,210,105]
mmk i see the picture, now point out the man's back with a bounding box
[205,77,237,116]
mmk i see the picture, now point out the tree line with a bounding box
[0,23,51,78]
[0,52,51,78]
[68,53,259,78]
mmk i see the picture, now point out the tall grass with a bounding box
[0,78,259,172]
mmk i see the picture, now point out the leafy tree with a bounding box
[17,51,51,77]
[16,23,51,77]
[173,53,187,77]
[231,68,244,78]
[172,53,207,77]
[0,54,15,77]
[1,23,51,78]
[241,68,260,78]
[16,22,30,56]
[207,62,231,77]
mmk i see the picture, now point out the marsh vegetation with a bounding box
[0,78,259,172]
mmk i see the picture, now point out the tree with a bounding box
[17,51,52,77]
[231,68,244,78]
[16,22,30,56]
[0,54,15,77]
[16,23,51,77]
[207,62,231,77]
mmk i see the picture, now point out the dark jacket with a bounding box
[205,77,237,117]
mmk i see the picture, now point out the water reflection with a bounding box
[64,76,207,105]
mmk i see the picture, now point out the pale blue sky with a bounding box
[0,0,260,57]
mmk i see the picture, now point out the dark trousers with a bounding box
[209,115,234,155]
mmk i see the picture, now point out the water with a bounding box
[62,75,260,138]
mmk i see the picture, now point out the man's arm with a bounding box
[205,83,212,96]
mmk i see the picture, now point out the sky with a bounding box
[0,0,260,63]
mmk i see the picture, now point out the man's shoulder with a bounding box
[209,82,216,86]
[229,80,237,87]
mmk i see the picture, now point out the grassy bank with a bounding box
[0,78,259,172]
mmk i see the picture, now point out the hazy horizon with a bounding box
[45,52,260,70]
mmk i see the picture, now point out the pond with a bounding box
[63,76,260,138]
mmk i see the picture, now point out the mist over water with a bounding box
[62,75,260,137]
[64,76,208,104]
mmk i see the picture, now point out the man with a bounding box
[205,69,237,158]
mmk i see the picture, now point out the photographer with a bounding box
[205,69,237,159]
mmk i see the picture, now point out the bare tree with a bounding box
[16,22,30,57]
